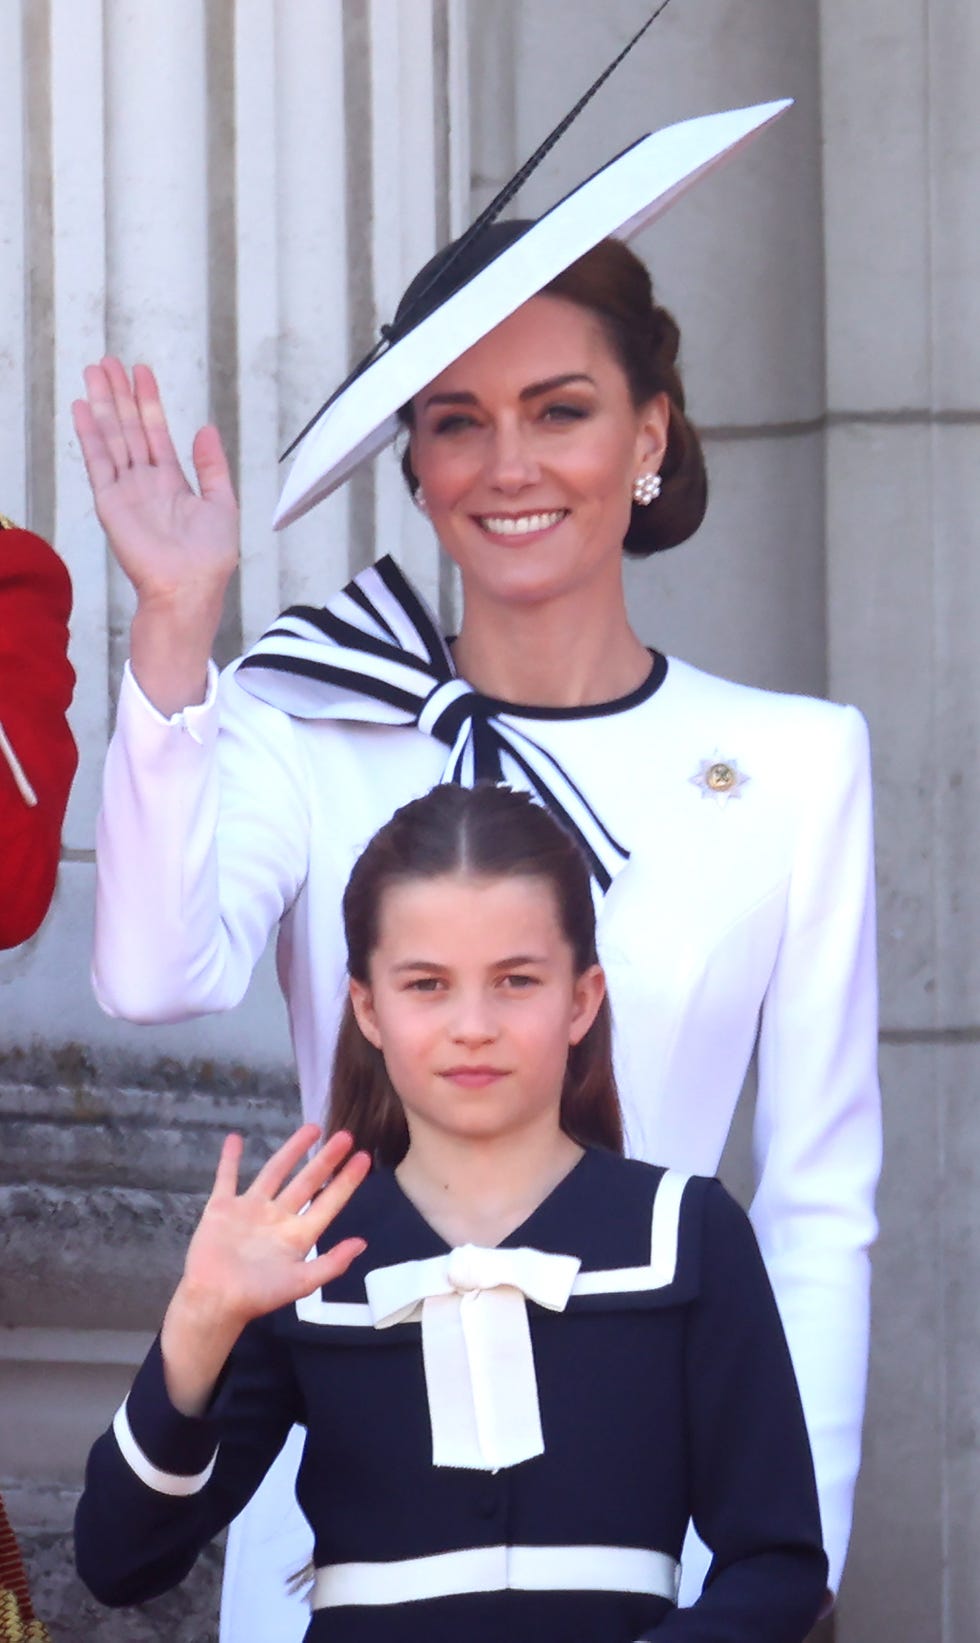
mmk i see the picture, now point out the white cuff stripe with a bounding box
[312,1543,679,1609]
[112,1400,218,1497]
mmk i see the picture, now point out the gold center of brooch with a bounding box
[705,762,736,791]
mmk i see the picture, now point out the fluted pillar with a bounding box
[821,2,980,1638]
[0,0,468,1068]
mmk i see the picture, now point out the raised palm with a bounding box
[72,358,240,607]
[183,1125,371,1329]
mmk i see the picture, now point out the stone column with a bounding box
[821,3,980,1639]
[0,0,468,1066]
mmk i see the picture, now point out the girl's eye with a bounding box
[405,976,445,993]
[500,973,540,990]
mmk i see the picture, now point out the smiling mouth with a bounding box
[476,511,568,537]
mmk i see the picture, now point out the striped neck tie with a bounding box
[236,555,629,893]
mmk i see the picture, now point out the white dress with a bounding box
[94,612,879,1638]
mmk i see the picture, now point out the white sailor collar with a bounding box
[285,1148,706,1346]
[282,1150,705,1473]
[234,556,667,895]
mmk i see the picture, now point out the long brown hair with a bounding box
[327,783,623,1165]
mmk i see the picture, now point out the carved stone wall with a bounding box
[1,1055,295,1637]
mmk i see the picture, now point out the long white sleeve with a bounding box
[751,703,880,1592]
[93,663,312,1023]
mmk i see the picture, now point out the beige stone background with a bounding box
[1,0,976,1637]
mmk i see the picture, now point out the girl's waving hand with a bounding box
[161,1126,370,1416]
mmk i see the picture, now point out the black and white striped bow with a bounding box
[236,556,629,893]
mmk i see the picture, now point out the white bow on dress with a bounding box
[366,1244,581,1471]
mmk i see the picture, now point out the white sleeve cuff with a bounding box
[121,658,219,745]
[112,1399,219,1497]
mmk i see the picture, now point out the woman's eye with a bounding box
[500,973,539,990]
[431,412,478,435]
[542,402,589,424]
[406,976,444,993]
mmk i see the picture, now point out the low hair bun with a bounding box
[543,242,708,555]
[651,306,681,377]
[623,302,707,555]
[624,398,708,556]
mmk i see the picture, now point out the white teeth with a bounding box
[479,511,566,536]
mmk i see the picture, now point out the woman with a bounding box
[73,188,878,1634]
[75,784,828,1642]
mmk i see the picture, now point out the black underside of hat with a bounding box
[391,219,534,342]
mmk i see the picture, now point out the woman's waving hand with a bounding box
[73,359,240,715]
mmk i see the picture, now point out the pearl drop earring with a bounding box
[414,487,428,515]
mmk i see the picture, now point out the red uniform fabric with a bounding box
[0,524,77,950]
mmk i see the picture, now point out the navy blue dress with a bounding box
[75,1149,827,1640]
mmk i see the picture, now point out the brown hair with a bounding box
[327,783,623,1165]
[394,221,707,555]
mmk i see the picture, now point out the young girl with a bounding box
[75,784,827,1641]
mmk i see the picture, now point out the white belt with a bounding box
[311,1543,680,1609]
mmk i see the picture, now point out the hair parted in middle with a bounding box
[327,782,623,1166]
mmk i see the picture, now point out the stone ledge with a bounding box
[0,1078,299,1194]
[0,1329,148,1366]
[1,1184,205,1329]
[3,1484,222,1643]
[0,1075,299,1330]
[0,1334,151,1484]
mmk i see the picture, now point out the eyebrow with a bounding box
[390,954,550,972]
[420,373,596,411]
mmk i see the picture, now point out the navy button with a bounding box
[475,1487,499,1517]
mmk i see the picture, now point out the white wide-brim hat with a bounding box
[274,99,791,531]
